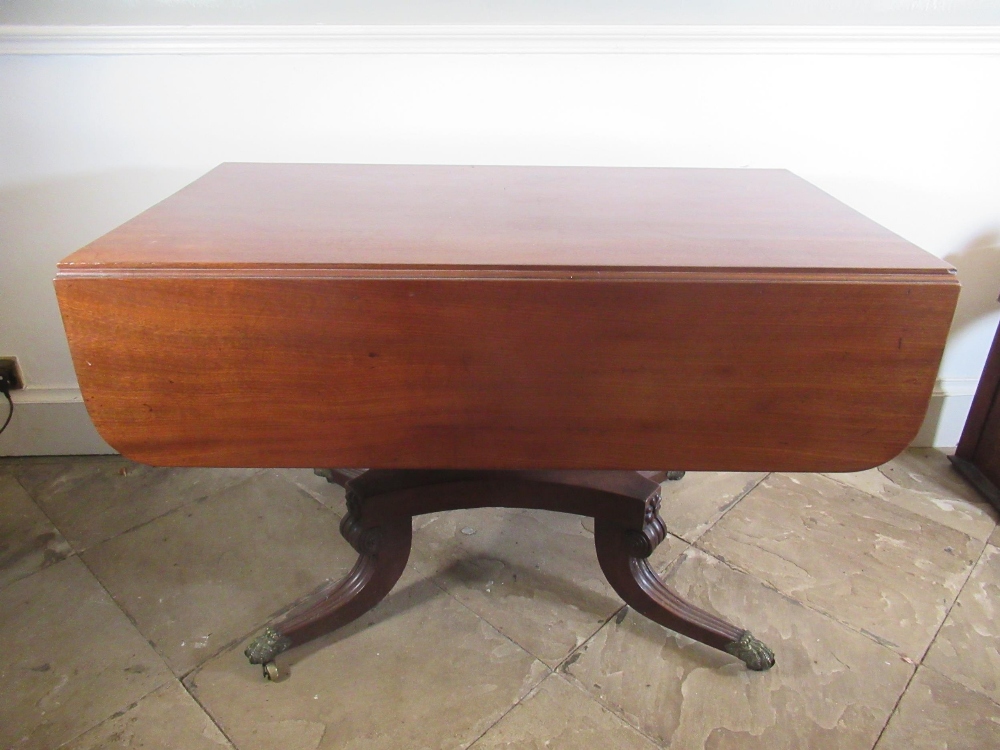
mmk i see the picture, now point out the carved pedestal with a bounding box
[245,469,774,678]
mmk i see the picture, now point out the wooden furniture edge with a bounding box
[955,295,1000,460]
[55,266,958,284]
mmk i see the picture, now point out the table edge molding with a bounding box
[53,266,959,284]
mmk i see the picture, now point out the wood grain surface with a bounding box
[60,164,952,274]
[55,164,959,471]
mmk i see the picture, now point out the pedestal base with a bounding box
[245,469,774,678]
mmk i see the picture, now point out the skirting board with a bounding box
[0,388,113,457]
[911,387,974,449]
[0,382,976,457]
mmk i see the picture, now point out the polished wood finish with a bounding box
[55,164,958,472]
[951,303,1000,511]
[246,468,773,674]
[56,164,957,678]
[956,303,1000,463]
[268,511,412,652]
[59,164,953,273]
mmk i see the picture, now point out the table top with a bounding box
[60,163,953,278]
[55,164,959,471]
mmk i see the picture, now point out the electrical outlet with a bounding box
[0,357,24,391]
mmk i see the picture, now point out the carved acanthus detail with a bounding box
[344,487,362,518]
[340,510,383,556]
[623,490,667,558]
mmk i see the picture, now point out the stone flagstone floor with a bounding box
[1,449,999,749]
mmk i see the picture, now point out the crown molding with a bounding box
[1,24,999,55]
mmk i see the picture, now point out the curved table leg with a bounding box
[593,494,774,671]
[244,509,412,678]
[245,468,773,678]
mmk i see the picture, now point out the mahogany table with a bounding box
[55,164,959,679]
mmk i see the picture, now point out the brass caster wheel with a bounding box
[262,661,279,681]
[665,471,686,481]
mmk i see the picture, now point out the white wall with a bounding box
[1,24,998,454]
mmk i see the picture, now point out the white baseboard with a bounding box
[0,388,113,456]
[910,377,978,449]
[0,380,977,457]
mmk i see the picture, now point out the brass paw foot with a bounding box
[244,626,292,665]
[313,468,337,483]
[724,631,775,671]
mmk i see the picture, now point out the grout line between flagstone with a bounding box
[463,680,544,749]
[821,463,1000,539]
[556,636,677,749]
[683,466,992,662]
[415,556,558,672]
[684,540,928,663]
[11,456,989,749]
[25,468,267,555]
[547,604,679,746]
[552,602,628,675]
[2,464,176,748]
[267,469,349,520]
[29,551,176,750]
[179,502,558,684]
[181,680,243,750]
[919,661,1000,710]
[72,549,177,672]
[444,596,552,749]
[50,693,148,750]
[40,469,350,678]
[912,537,993,665]
[868,661,919,750]
[62,474,298,679]
[406,511,610,672]
[706,472,771,533]
[0,472,79,595]
[558,670,672,750]
[179,570,361,684]
[555,544,923,750]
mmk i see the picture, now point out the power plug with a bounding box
[0,357,24,393]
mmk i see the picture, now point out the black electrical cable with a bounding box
[0,389,11,436]
[0,376,14,434]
